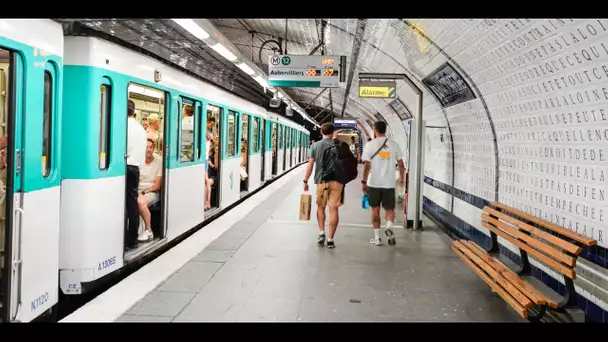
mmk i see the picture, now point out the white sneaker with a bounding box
[370,236,383,246]
[137,230,153,243]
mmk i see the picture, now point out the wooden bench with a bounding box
[452,202,597,322]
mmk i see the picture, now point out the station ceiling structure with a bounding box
[57,18,486,141]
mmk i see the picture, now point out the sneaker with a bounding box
[370,236,382,246]
[137,230,153,243]
[326,240,335,249]
[385,228,396,246]
[317,233,326,244]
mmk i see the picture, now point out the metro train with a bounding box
[0,19,310,322]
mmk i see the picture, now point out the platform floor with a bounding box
[113,166,524,322]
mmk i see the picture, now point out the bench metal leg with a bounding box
[556,276,578,310]
[527,305,547,323]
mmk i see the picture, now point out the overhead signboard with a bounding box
[268,55,346,88]
[422,62,476,108]
[388,97,413,121]
[358,80,396,98]
[334,119,357,129]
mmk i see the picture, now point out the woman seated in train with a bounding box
[240,139,248,181]
[137,138,162,243]
[205,136,217,210]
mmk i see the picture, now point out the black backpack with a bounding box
[320,140,357,184]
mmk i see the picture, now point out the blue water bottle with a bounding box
[362,194,370,209]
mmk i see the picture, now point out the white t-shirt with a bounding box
[127,117,146,167]
[362,137,404,189]
[138,155,162,191]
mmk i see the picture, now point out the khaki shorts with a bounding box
[316,181,344,207]
[142,191,160,206]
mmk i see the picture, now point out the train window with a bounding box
[42,69,53,177]
[253,118,260,152]
[227,110,237,156]
[179,98,195,163]
[279,125,283,148]
[99,81,112,170]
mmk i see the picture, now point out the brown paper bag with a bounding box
[299,193,312,220]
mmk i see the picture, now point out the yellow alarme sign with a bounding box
[359,86,396,98]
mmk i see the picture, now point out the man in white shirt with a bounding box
[137,139,162,243]
[126,100,147,249]
[361,121,405,246]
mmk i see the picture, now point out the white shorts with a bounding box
[142,192,160,206]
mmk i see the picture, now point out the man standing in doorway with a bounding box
[126,100,147,249]
[361,121,405,246]
[303,123,343,249]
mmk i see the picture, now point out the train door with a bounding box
[282,126,288,171]
[240,114,249,194]
[2,48,61,322]
[125,84,168,259]
[271,123,278,176]
[0,47,18,322]
[206,104,222,212]
[260,118,265,183]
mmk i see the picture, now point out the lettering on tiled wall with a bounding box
[452,19,608,247]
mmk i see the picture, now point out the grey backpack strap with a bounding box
[370,138,388,160]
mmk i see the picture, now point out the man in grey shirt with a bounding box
[303,123,344,249]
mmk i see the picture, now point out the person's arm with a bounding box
[361,144,371,192]
[303,144,316,191]
[395,143,405,186]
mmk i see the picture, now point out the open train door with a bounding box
[2,48,60,322]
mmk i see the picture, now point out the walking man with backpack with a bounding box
[361,121,405,246]
[303,123,357,248]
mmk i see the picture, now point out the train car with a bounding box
[58,35,308,297]
[0,19,64,323]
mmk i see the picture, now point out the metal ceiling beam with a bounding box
[340,19,367,118]
[304,88,328,110]
[313,102,331,119]
[317,110,333,123]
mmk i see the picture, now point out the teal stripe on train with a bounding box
[62,64,308,180]
[62,65,211,180]
[0,35,62,192]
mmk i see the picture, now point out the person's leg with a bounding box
[125,166,140,248]
[316,184,328,244]
[367,187,383,246]
[382,188,397,245]
[325,181,344,248]
[137,194,151,232]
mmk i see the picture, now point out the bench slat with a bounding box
[453,241,533,309]
[482,214,576,268]
[492,202,596,246]
[483,206,581,256]
[452,244,528,319]
[481,221,576,279]
[460,240,547,306]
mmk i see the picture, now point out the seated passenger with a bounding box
[147,114,163,154]
[205,138,217,210]
[137,139,162,243]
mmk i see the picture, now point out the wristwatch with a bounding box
[303,179,308,184]
[361,180,366,184]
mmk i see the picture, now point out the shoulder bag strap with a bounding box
[370,138,388,160]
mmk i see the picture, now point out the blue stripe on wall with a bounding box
[423,177,608,322]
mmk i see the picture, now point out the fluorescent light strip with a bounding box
[254,75,269,89]
[210,43,238,62]
[237,62,255,75]
[172,19,210,40]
